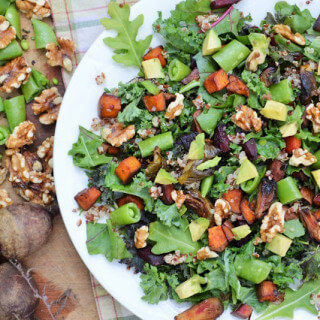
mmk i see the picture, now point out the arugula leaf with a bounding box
[86,220,132,262]
[68,126,112,169]
[117,100,142,123]
[104,161,121,187]
[101,3,152,70]
[205,268,228,292]
[149,220,200,255]
[140,264,168,304]
[154,200,183,227]
[256,280,320,320]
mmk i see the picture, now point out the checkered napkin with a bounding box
[50,0,140,319]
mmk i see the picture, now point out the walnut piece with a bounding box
[134,226,149,249]
[0,16,16,49]
[5,148,55,205]
[273,24,305,46]
[46,37,75,72]
[213,198,231,225]
[32,87,62,125]
[0,57,31,93]
[246,49,266,72]
[289,148,317,167]
[164,250,188,265]
[306,103,320,133]
[165,93,184,120]
[260,202,285,243]
[6,121,35,149]
[0,166,7,185]
[0,189,12,208]
[196,246,218,261]
[171,190,186,209]
[195,14,218,32]
[101,122,135,147]
[37,136,53,173]
[16,0,51,19]
[231,105,262,132]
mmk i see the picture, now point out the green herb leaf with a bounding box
[117,100,142,124]
[149,220,200,255]
[68,126,112,169]
[101,2,152,70]
[154,200,183,227]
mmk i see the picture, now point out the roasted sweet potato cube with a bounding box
[99,93,121,118]
[241,199,256,224]
[115,156,141,185]
[222,220,234,230]
[257,281,279,303]
[203,69,229,94]
[175,297,224,320]
[226,75,250,97]
[116,195,144,210]
[74,186,101,211]
[143,45,167,67]
[222,225,234,242]
[231,304,253,319]
[142,93,166,112]
[208,226,228,252]
[223,189,242,214]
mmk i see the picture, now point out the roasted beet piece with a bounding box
[210,0,240,9]
[213,124,230,153]
[255,178,277,218]
[313,194,320,207]
[175,132,198,150]
[292,170,309,182]
[181,68,199,85]
[268,159,287,182]
[313,14,320,31]
[241,138,257,161]
[300,68,317,105]
[160,184,175,205]
[260,67,277,87]
[137,246,164,266]
[231,304,253,319]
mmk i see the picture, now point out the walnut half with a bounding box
[101,122,135,147]
[0,189,12,209]
[289,148,317,167]
[16,0,51,19]
[6,121,35,149]
[231,105,262,132]
[0,15,16,49]
[273,24,305,46]
[306,103,320,133]
[32,87,62,125]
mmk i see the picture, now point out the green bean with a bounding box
[277,177,302,204]
[4,95,26,131]
[0,40,22,61]
[269,79,294,104]
[168,59,191,82]
[5,4,21,39]
[110,203,141,226]
[31,18,58,49]
[0,126,10,144]
[200,176,214,198]
[179,80,200,94]
[0,0,10,15]
[138,132,174,158]
[20,39,29,51]
[274,34,303,52]
[212,40,250,73]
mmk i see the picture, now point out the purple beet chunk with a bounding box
[175,132,198,150]
[213,124,230,153]
[137,246,164,266]
[210,0,240,9]
[242,138,257,161]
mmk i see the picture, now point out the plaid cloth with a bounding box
[50,0,140,319]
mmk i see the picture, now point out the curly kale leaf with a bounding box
[101,3,152,70]
[154,200,183,227]
[117,100,142,124]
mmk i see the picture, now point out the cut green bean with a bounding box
[0,40,22,61]
[110,203,141,226]
[213,40,250,73]
[277,177,302,204]
[141,80,160,95]
[168,59,191,82]
[4,95,26,131]
[269,79,294,104]
[5,4,21,39]
[31,18,58,49]
[0,126,10,145]
[20,39,29,51]
[196,108,223,136]
[0,0,10,15]
[179,80,200,94]
[274,34,303,52]
[138,132,174,158]
[201,176,214,198]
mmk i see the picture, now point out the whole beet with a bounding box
[0,203,52,260]
[0,263,39,320]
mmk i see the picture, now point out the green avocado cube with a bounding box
[154,169,177,185]
[266,234,292,257]
[189,218,210,242]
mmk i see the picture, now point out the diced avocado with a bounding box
[312,150,320,170]
[196,156,221,171]
[189,218,210,242]
[196,108,223,136]
[142,58,165,79]
[236,158,258,185]
[266,234,292,257]
[312,169,320,188]
[269,79,294,104]
[155,168,177,185]
[202,29,221,56]
[232,225,251,240]
[284,219,305,239]
[188,133,205,160]
[260,100,287,121]
[279,121,298,137]
[175,275,205,299]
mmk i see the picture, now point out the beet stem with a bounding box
[211,5,234,28]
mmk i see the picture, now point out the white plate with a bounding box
[54,1,319,319]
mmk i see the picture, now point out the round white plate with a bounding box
[54,1,319,319]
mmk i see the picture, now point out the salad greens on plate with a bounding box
[69,0,320,318]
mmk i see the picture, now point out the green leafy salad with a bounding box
[69,0,320,318]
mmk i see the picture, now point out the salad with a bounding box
[69,0,320,319]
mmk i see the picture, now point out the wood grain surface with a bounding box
[0,13,99,320]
